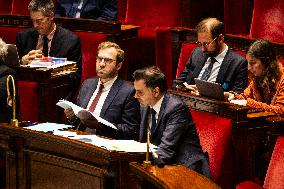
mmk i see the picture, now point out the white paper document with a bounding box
[69,134,158,152]
[56,100,117,130]
[25,122,72,132]
[230,99,247,106]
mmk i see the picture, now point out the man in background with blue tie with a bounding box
[16,0,82,99]
[55,0,117,20]
[133,66,210,178]
[64,41,140,140]
[175,18,248,93]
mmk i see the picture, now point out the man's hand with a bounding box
[80,117,102,129]
[224,92,235,101]
[21,50,44,65]
[64,108,76,120]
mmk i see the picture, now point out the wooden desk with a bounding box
[13,65,75,123]
[169,89,281,183]
[129,162,220,189]
[0,123,144,189]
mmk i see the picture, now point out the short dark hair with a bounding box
[196,18,224,39]
[97,41,124,64]
[28,0,54,16]
[133,66,167,93]
[247,39,280,89]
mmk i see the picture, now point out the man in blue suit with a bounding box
[175,18,248,93]
[133,66,210,178]
[55,0,117,20]
[65,41,140,139]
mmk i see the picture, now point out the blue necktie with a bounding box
[150,108,156,136]
[201,57,216,81]
[67,0,80,17]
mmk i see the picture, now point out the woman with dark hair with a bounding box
[227,39,284,114]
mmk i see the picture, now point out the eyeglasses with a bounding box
[196,37,218,48]
[96,56,116,64]
[31,17,50,25]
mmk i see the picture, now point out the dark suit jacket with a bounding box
[76,77,140,139]
[55,0,117,20]
[139,93,210,178]
[177,47,248,93]
[16,26,82,99]
[0,64,17,123]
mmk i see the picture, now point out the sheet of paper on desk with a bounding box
[70,135,158,152]
[25,122,72,132]
[56,100,117,130]
[29,61,75,68]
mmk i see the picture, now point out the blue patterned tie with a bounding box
[201,57,216,81]
[67,0,80,17]
[150,108,156,136]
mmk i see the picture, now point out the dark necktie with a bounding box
[88,84,104,112]
[42,35,49,57]
[150,108,156,136]
[201,57,216,81]
[67,0,81,17]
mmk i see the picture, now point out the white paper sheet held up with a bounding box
[56,100,117,130]
[25,122,72,132]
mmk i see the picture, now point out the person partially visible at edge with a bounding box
[0,38,18,123]
[133,66,210,178]
[226,39,284,115]
[64,41,140,139]
[55,0,117,21]
[16,0,82,100]
[174,17,248,93]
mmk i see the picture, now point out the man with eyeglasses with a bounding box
[175,18,248,93]
[64,41,141,139]
[16,0,82,99]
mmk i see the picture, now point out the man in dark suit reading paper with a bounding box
[16,0,82,99]
[175,18,248,93]
[64,41,140,140]
[133,66,210,178]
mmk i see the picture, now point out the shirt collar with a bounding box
[151,95,165,115]
[39,24,56,41]
[99,76,118,91]
[210,44,228,64]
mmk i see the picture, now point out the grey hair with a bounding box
[28,0,55,16]
[0,38,8,62]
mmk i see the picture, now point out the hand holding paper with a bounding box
[57,100,117,129]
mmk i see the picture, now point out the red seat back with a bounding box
[176,42,198,79]
[250,0,284,43]
[0,0,13,14]
[125,0,182,28]
[264,136,284,189]
[224,0,253,35]
[191,110,234,189]
[74,32,107,82]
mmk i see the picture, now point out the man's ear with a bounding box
[219,34,225,42]
[152,87,160,97]
[116,62,122,71]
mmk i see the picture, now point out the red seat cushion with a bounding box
[264,136,284,189]
[236,181,263,189]
[0,0,13,14]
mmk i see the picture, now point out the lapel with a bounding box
[49,26,61,57]
[150,94,167,139]
[140,107,150,142]
[216,50,231,83]
[193,50,207,78]
[81,78,99,108]
[100,78,123,117]
[81,0,89,10]
[31,29,39,50]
